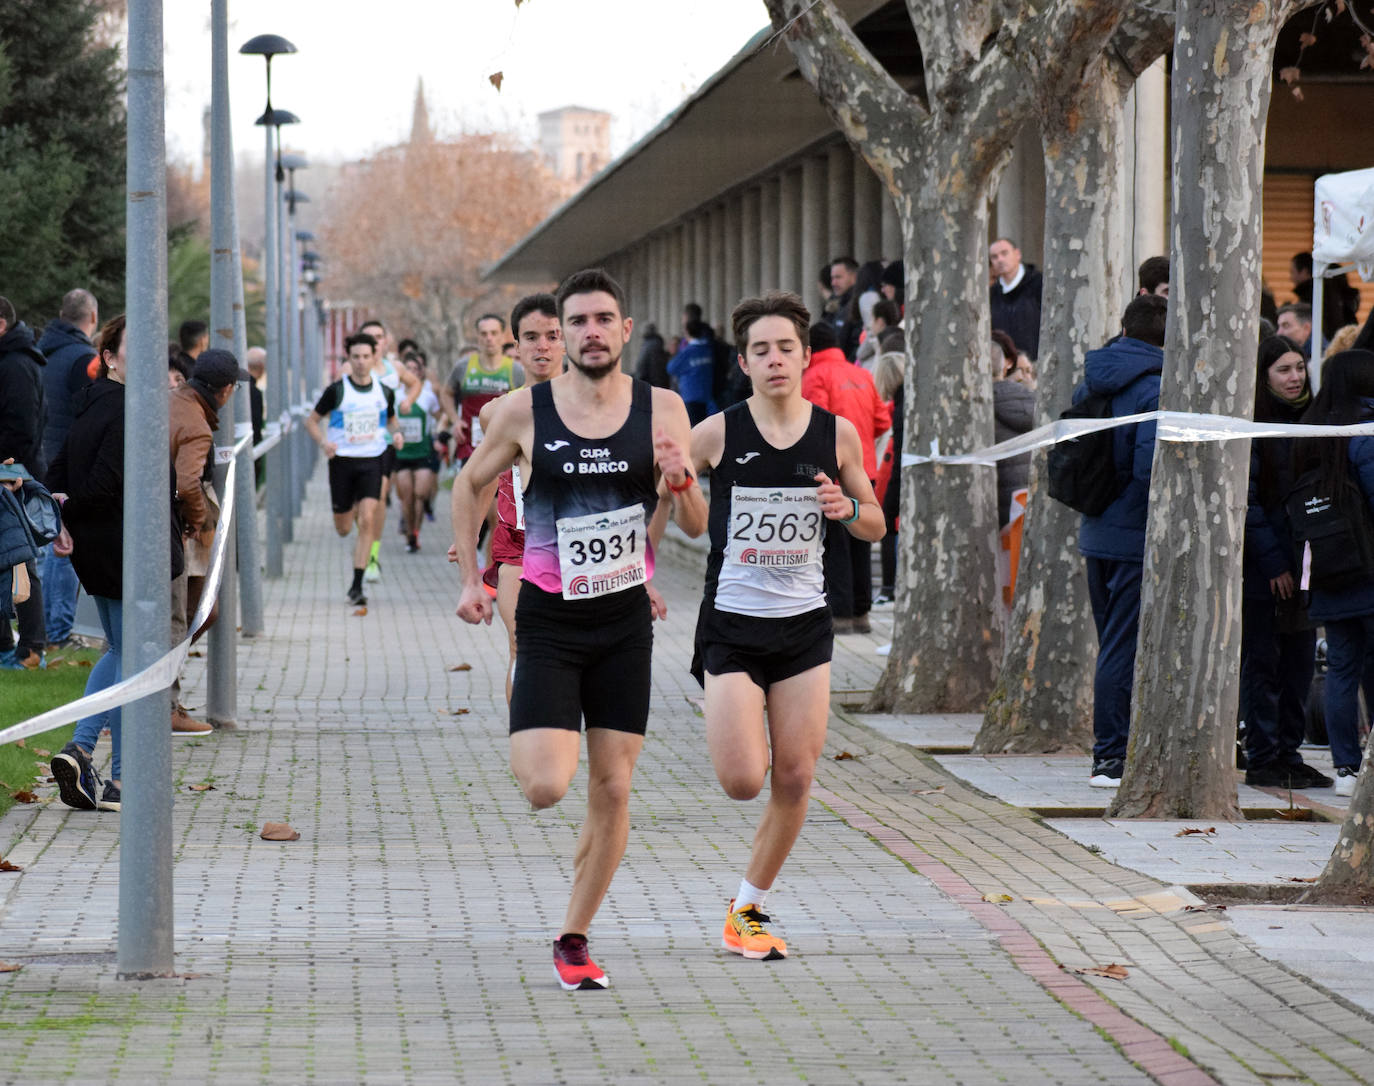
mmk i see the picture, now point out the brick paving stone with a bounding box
[0,477,1369,1083]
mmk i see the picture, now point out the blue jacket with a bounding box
[1307,398,1374,622]
[667,337,715,406]
[1075,336,1163,562]
[38,318,95,467]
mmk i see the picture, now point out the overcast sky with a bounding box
[164,1,771,165]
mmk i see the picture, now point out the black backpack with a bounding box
[1285,466,1374,591]
[1047,391,1123,515]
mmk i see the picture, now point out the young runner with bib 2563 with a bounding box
[684,290,883,961]
[450,269,707,991]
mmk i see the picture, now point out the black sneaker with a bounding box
[1294,762,1334,789]
[553,934,609,991]
[1089,758,1123,789]
[97,780,121,812]
[1245,762,1305,789]
[406,535,420,554]
[346,584,367,607]
[51,742,99,811]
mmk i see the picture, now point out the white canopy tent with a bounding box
[1309,167,1374,389]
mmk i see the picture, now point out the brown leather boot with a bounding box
[172,706,213,735]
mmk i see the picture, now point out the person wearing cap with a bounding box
[166,348,249,734]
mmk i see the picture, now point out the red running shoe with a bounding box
[553,933,609,991]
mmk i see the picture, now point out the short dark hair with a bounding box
[1292,251,1314,275]
[1121,294,1168,347]
[475,312,506,331]
[178,319,208,351]
[556,268,626,320]
[808,320,838,352]
[683,302,703,323]
[871,299,900,327]
[991,236,1018,250]
[396,337,419,356]
[731,290,810,350]
[511,293,558,336]
[829,256,858,273]
[344,332,377,353]
[59,288,96,324]
[359,318,385,334]
[0,296,14,328]
[1278,302,1312,324]
[685,319,713,340]
[95,314,126,378]
[1138,256,1169,294]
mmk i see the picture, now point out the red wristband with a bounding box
[666,474,697,495]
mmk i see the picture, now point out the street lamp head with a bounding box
[285,189,310,205]
[302,250,322,264]
[239,33,297,58]
[280,152,309,173]
[255,107,300,128]
[296,230,316,243]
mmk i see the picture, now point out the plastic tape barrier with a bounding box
[900,410,1374,468]
[0,434,252,747]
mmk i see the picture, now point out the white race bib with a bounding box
[398,416,424,444]
[727,486,824,570]
[470,416,484,447]
[343,407,380,445]
[555,502,647,600]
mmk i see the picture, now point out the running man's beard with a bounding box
[569,351,621,380]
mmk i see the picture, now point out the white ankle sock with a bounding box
[736,878,769,911]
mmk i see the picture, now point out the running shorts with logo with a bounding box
[509,379,659,734]
[691,401,839,689]
[316,375,394,514]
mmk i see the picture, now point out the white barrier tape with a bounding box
[0,434,251,748]
[290,403,310,417]
[901,410,1374,468]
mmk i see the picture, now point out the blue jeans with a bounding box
[39,544,79,643]
[1085,557,1143,764]
[73,596,122,781]
[1323,613,1374,771]
[1240,596,1315,769]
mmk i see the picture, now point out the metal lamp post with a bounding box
[295,230,318,484]
[240,32,297,577]
[280,169,308,518]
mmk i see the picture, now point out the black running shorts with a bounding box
[510,581,653,734]
[328,454,384,514]
[691,604,833,691]
[380,445,398,478]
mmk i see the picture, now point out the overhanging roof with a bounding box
[486,1,895,283]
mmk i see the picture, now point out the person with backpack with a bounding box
[1241,337,1328,788]
[1073,294,1167,788]
[1290,349,1374,796]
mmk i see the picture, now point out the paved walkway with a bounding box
[2,476,1374,1083]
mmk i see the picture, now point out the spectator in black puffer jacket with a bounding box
[0,295,48,667]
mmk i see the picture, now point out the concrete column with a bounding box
[827,143,854,259]
[881,192,901,262]
[724,197,743,324]
[1122,55,1168,299]
[740,186,761,300]
[994,119,1046,266]
[693,215,709,314]
[779,168,802,297]
[665,227,681,338]
[801,155,828,314]
[760,177,780,290]
[646,235,662,339]
[708,204,726,330]
[853,156,883,264]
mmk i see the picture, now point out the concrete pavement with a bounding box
[1,476,1373,1083]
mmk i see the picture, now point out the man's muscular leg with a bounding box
[353,497,379,570]
[562,727,643,937]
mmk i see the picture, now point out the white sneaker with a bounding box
[1335,767,1359,797]
[364,557,381,583]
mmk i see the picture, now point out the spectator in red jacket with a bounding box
[802,321,891,633]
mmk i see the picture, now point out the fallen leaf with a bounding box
[451,708,470,716]
[259,822,300,842]
[0,962,21,973]
[1276,807,1315,821]
[75,659,92,668]
[32,748,49,758]
[1279,65,1301,84]
[981,892,1013,904]
[489,71,504,91]
[189,650,204,658]
[0,859,20,872]
[833,751,856,761]
[13,739,24,749]
[1281,875,1318,883]
[46,659,67,668]
[1065,962,1130,980]
[912,786,946,796]
[11,791,37,804]
[188,783,215,792]
[352,607,368,616]
[1175,826,1217,837]
[449,663,473,672]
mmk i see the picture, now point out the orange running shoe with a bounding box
[553,934,609,991]
[722,899,787,960]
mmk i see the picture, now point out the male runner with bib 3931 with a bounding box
[304,331,404,607]
[451,269,707,991]
[683,290,883,961]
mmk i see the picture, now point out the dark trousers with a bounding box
[1085,557,1142,764]
[0,559,46,656]
[1323,613,1374,770]
[1240,596,1315,769]
[824,520,872,619]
